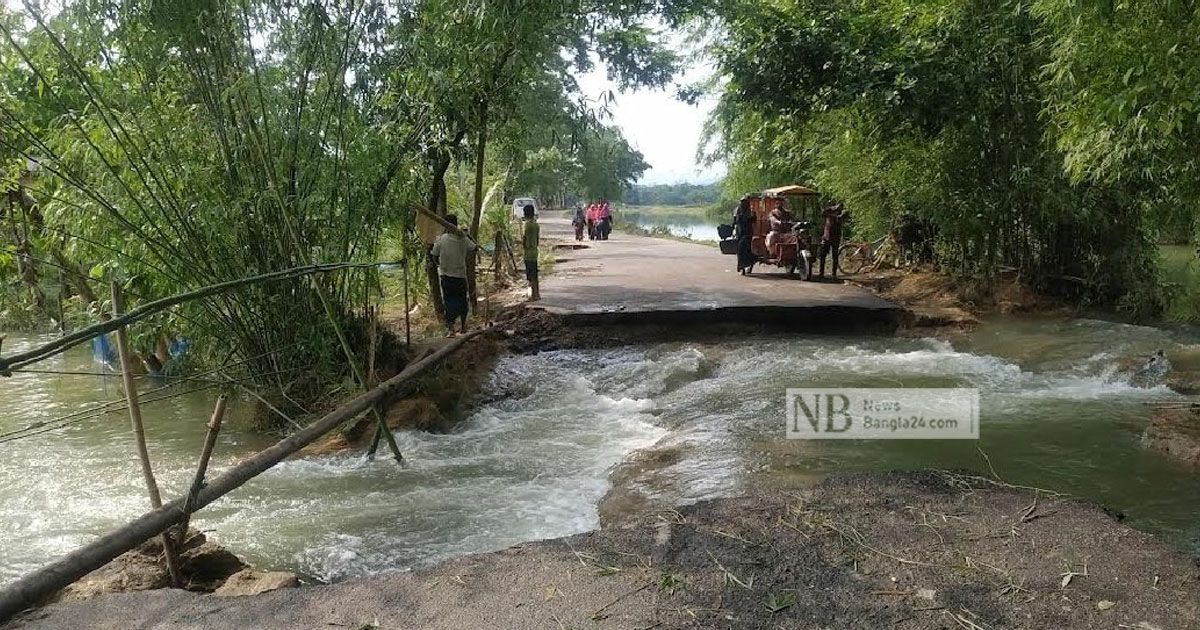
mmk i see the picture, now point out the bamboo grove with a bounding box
[702,0,1200,318]
[0,0,681,415]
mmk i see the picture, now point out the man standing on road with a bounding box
[818,203,845,279]
[430,215,476,336]
[522,204,541,301]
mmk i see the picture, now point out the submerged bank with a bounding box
[10,471,1200,629]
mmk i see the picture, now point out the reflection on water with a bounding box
[2,315,1198,585]
[622,208,721,242]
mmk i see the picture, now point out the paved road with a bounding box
[534,218,901,330]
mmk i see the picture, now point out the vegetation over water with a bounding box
[700,0,1199,319]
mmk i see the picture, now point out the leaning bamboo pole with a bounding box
[0,328,488,621]
[111,283,182,586]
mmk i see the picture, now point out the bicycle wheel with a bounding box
[838,243,868,275]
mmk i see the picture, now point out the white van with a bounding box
[512,197,538,220]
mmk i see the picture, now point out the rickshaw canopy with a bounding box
[763,184,817,197]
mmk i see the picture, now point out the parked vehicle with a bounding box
[512,197,538,220]
[718,185,819,278]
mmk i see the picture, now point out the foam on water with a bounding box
[3,318,1199,584]
[194,349,669,581]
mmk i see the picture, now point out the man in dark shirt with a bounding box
[818,203,845,279]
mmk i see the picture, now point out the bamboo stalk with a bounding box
[111,282,182,587]
[0,260,401,374]
[403,253,411,348]
[177,395,228,540]
[0,328,488,621]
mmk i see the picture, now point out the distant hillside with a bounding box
[627,182,721,207]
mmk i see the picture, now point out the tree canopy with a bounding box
[0,0,680,413]
[700,0,1199,316]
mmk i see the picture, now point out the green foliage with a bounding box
[628,182,720,206]
[702,0,1183,317]
[576,127,648,202]
[0,0,682,412]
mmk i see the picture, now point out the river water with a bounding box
[623,209,721,242]
[2,316,1198,586]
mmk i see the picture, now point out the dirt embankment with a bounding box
[11,472,1198,629]
[848,268,1067,331]
[300,334,506,456]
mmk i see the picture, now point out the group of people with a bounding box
[732,197,846,278]
[572,201,612,241]
[429,204,541,337]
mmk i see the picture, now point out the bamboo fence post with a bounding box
[177,395,227,541]
[111,282,182,586]
[365,310,384,461]
[403,254,411,349]
[493,230,503,282]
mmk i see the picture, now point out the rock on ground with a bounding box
[1144,407,1200,466]
[10,472,1198,629]
[47,530,297,605]
[212,570,300,597]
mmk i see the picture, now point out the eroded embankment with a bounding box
[847,268,1070,331]
[10,471,1199,630]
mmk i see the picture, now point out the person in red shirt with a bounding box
[597,202,613,240]
[586,203,598,240]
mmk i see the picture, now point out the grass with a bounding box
[1160,244,1200,323]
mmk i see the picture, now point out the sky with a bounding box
[575,40,726,186]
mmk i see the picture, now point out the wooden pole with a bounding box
[110,282,182,587]
[176,395,227,541]
[403,254,411,349]
[0,328,488,621]
[365,310,384,461]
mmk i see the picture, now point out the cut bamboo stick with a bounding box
[177,395,228,540]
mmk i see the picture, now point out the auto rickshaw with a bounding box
[718,185,819,278]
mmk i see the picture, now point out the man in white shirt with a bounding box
[430,215,476,336]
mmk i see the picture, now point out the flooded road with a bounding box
[1,315,1198,586]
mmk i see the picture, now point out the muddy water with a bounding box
[1,316,1198,586]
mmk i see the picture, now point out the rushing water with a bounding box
[2,316,1198,586]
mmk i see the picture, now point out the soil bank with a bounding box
[8,471,1198,629]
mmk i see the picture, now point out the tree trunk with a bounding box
[467,101,489,310]
[6,194,45,311]
[49,247,99,309]
[424,152,451,319]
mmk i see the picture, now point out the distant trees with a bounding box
[627,182,721,207]
[508,126,650,207]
